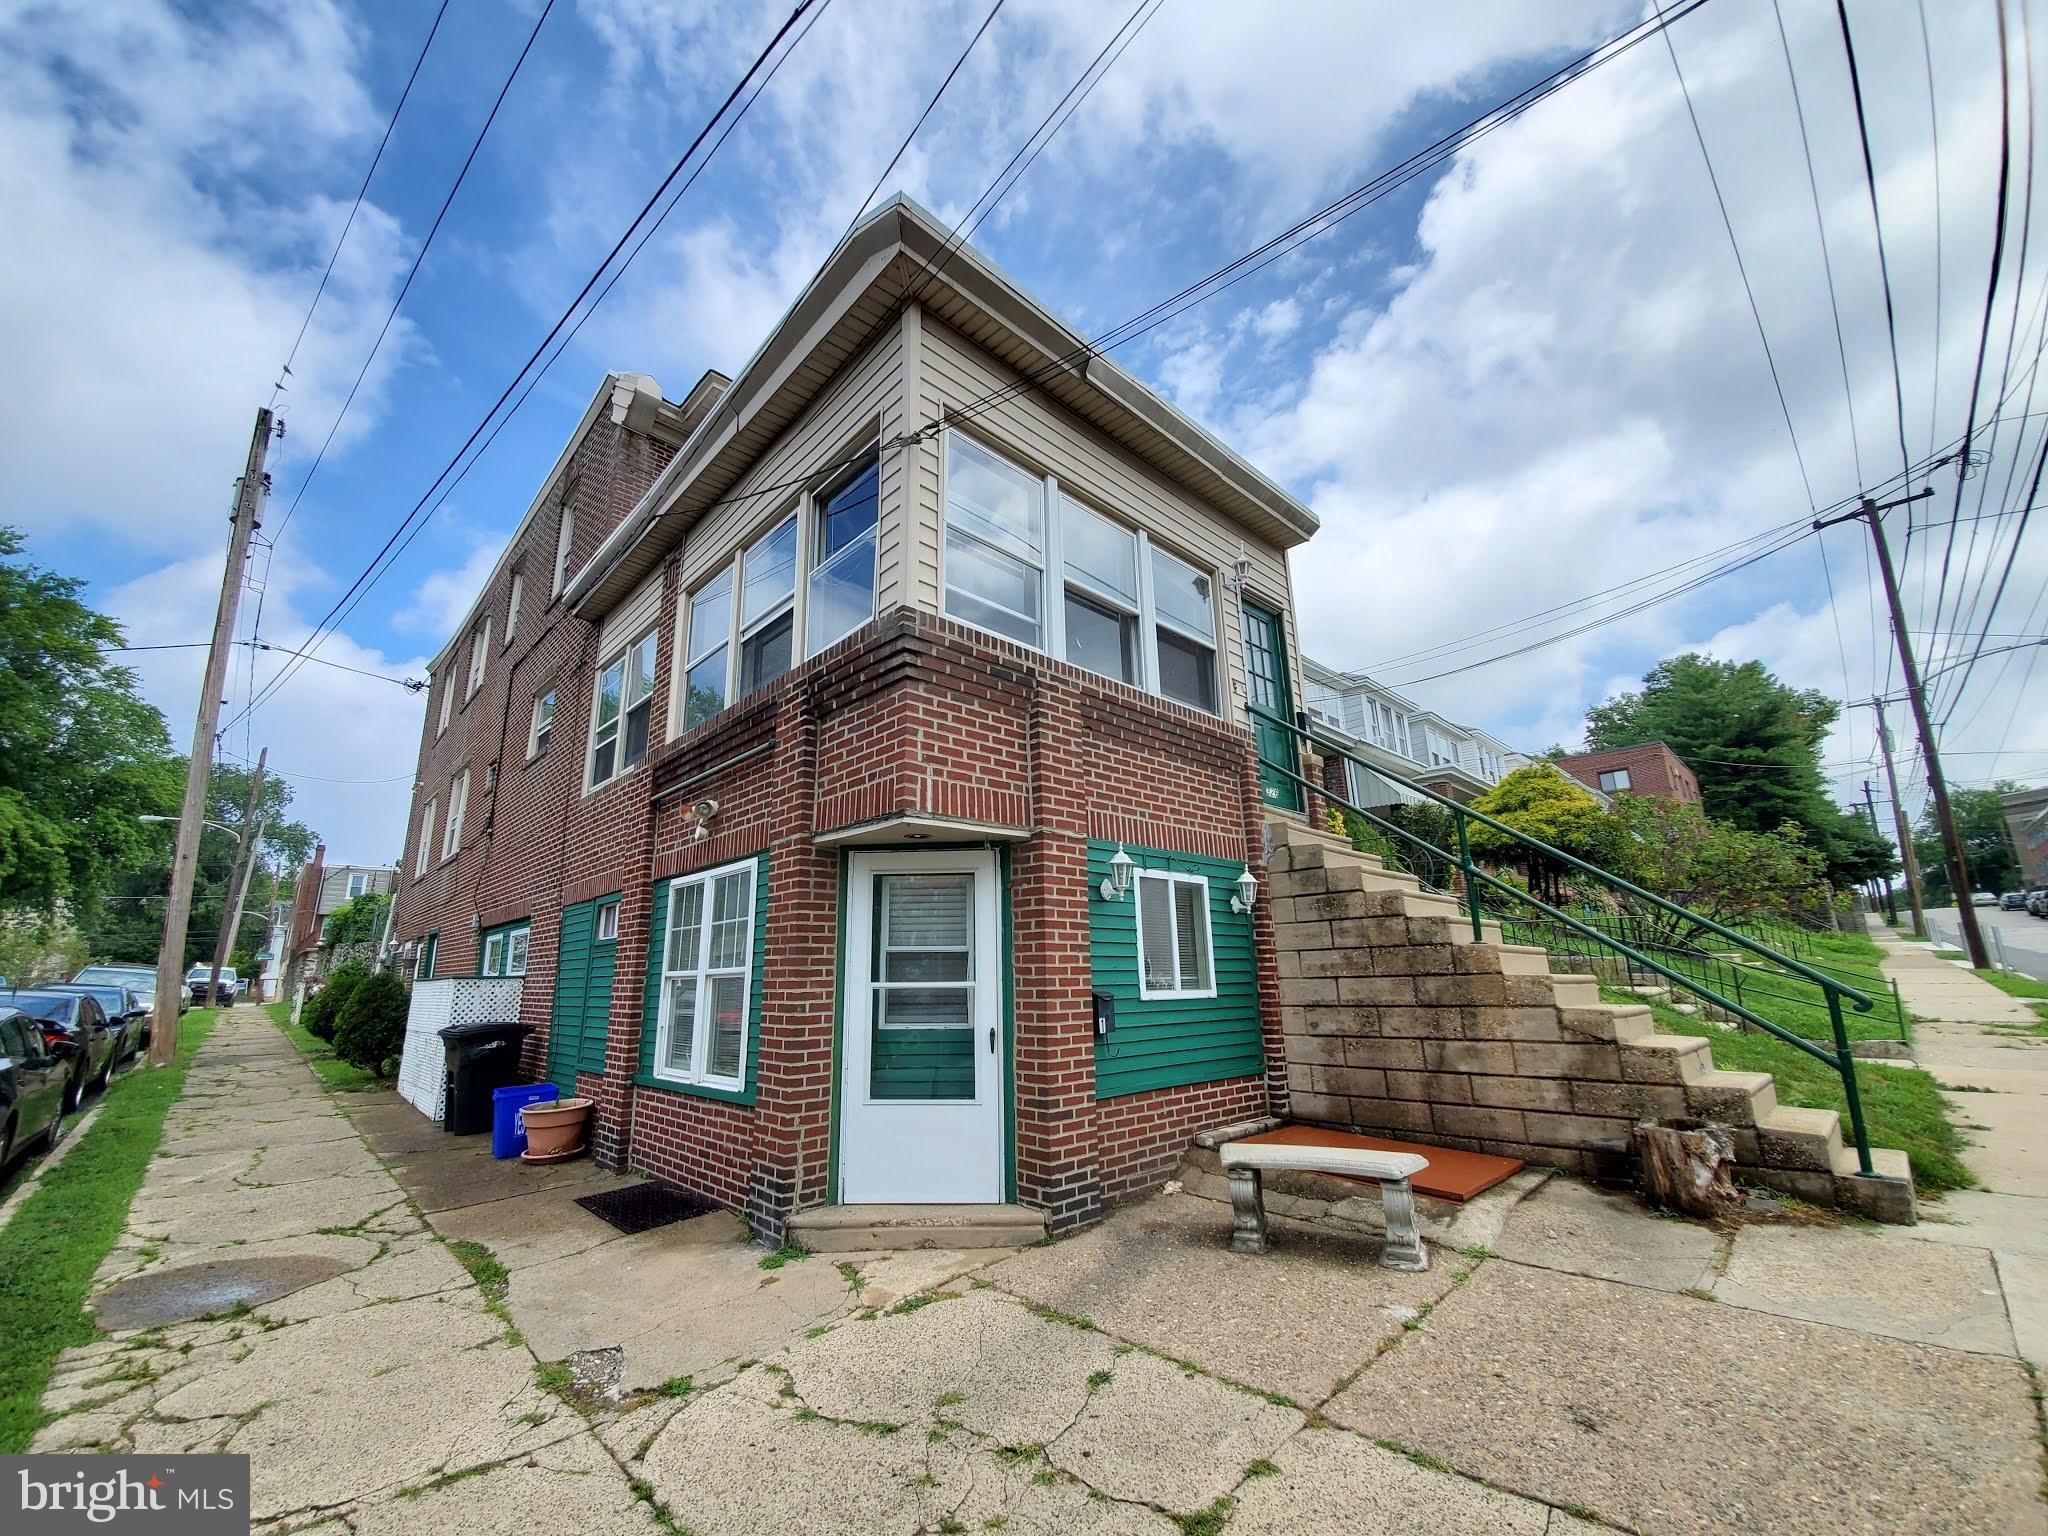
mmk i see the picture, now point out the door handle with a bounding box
[988,1026,996,1054]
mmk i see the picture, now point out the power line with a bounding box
[1914,0,1946,464]
[97,640,422,690]
[1660,1,1814,507]
[271,0,559,544]
[270,0,452,411]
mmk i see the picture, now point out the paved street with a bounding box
[1922,903,2048,978]
[26,1003,2048,1535]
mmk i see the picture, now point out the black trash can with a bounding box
[439,1020,534,1135]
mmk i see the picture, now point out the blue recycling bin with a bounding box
[491,1082,559,1160]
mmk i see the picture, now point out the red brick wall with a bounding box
[1554,743,1700,803]
[395,602,1286,1238]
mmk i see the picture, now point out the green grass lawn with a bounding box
[268,1000,388,1093]
[1969,968,2048,1032]
[1608,985,1973,1193]
[0,1007,220,1453]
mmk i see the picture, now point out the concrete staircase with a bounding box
[1265,818,1915,1223]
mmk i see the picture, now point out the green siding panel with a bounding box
[1089,840,1264,1100]
[549,902,595,1094]
[634,855,770,1106]
[580,901,618,1078]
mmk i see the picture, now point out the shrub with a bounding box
[332,971,409,1078]
[302,960,369,1043]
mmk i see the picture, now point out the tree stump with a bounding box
[1634,1118,1740,1217]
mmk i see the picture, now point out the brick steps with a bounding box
[1266,818,1915,1223]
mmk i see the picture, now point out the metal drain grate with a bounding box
[574,1179,715,1235]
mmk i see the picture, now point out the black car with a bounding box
[42,982,148,1059]
[0,991,117,1111]
[0,1006,70,1168]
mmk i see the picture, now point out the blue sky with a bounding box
[3,0,2044,862]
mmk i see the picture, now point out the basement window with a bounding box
[1136,870,1214,1000]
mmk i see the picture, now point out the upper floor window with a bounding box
[437,673,452,737]
[415,800,436,875]
[346,872,367,900]
[529,687,556,759]
[443,769,470,860]
[807,457,879,657]
[591,630,656,786]
[505,570,523,644]
[941,429,1219,714]
[1598,767,1631,794]
[553,500,576,596]
[682,566,734,731]
[738,514,797,695]
[1426,728,1456,767]
[466,616,491,699]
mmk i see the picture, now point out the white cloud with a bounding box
[397,541,503,639]
[1252,297,1302,340]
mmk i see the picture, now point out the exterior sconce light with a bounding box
[1099,844,1135,902]
[1232,868,1258,915]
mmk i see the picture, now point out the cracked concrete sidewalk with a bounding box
[30,1001,2048,1536]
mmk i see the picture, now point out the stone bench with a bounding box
[1219,1142,1431,1272]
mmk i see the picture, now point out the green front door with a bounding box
[1242,599,1303,812]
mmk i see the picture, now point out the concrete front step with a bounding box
[1684,1069,1777,1127]
[787,1203,1046,1252]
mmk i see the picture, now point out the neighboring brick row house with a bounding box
[1553,742,1701,804]
[389,198,1319,1239]
[281,846,397,994]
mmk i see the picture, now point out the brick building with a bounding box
[281,845,397,994]
[1554,742,1701,804]
[2004,786,2048,888]
[389,198,1318,1240]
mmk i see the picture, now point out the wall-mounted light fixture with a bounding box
[1231,867,1258,915]
[1099,844,1135,902]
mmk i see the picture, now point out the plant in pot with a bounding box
[521,1096,594,1162]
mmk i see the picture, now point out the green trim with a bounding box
[999,843,1017,1203]
[419,930,439,981]
[634,854,770,1107]
[478,919,531,979]
[826,852,849,1204]
[1088,840,1262,1100]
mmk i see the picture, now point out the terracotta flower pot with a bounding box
[520,1097,593,1163]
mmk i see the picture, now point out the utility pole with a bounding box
[1870,712,1928,938]
[1818,488,1990,968]
[207,747,266,1007]
[152,407,275,1065]
[1862,780,1897,923]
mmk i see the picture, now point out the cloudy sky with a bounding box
[4,0,2044,865]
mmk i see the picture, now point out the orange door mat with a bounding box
[1238,1125,1525,1203]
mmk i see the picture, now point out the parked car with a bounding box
[2028,888,2048,918]
[0,1005,70,1168]
[41,982,148,1060]
[184,965,239,1005]
[1971,890,2001,907]
[2001,891,2028,911]
[0,990,116,1112]
[75,962,186,1015]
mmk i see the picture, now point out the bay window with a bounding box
[807,457,879,656]
[941,429,1221,713]
[590,629,656,786]
[653,859,757,1090]
[738,514,797,694]
[681,566,734,730]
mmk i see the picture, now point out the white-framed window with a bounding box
[940,428,1220,713]
[482,931,504,977]
[507,925,530,975]
[738,513,797,695]
[1426,727,1456,768]
[505,570,524,645]
[482,924,531,978]
[553,500,576,595]
[595,901,620,942]
[467,616,491,699]
[529,687,556,759]
[1136,870,1215,1000]
[651,859,757,1090]
[807,456,879,656]
[415,799,437,875]
[680,566,735,732]
[345,872,367,901]
[436,672,452,737]
[442,769,469,860]
[1599,767,1632,793]
[590,630,656,787]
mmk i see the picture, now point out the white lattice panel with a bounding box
[393,978,524,1122]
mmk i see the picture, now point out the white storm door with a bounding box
[840,849,1004,1204]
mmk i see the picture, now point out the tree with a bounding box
[1610,797,1827,943]
[323,891,390,949]
[0,527,182,916]
[1467,766,1625,902]
[1913,783,2025,904]
[1585,653,1893,887]
[333,971,409,1076]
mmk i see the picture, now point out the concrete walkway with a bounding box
[30,1003,2048,1535]
[1873,927,2048,1366]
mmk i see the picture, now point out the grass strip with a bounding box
[1614,985,1974,1192]
[268,1000,386,1093]
[0,1007,220,1453]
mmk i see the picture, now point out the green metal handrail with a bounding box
[1249,704,1877,1176]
